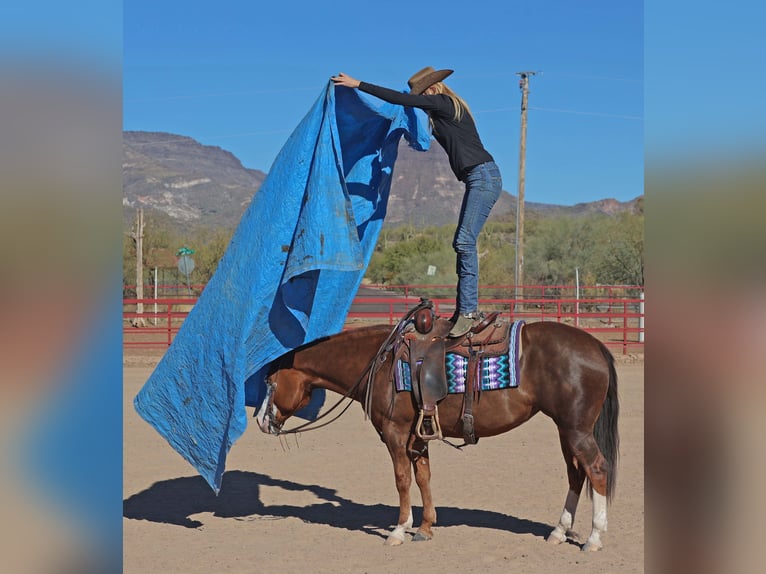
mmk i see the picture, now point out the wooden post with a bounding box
[133,208,146,327]
[515,71,536,310]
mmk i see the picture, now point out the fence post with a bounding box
[167,304,173,347]
[639,291,645,343]
[622,300,628,355]
[575,268,580,327]
[154,269,158,326]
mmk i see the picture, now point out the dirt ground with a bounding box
[123,353,643,573]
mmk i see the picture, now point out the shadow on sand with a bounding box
[124,470,552,541]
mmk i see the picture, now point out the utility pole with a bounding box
[515,71,536,308]
[132,208,146,327]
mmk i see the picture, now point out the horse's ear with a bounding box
[414,307,434,334]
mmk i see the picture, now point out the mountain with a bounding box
[123,131,266,231]
[123,131,642,232]
[384,141,519,226]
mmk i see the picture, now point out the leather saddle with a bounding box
[394,302,510,444]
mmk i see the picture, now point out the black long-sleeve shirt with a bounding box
[358,81,494,181]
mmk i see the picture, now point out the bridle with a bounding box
[259,375,360,436]
[258,347,381,436]
[258,299,435,436]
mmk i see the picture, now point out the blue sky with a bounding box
[124,0,643,206]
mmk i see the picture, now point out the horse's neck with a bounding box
[293,326,390,398]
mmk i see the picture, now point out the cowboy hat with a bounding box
[408,66,454,95]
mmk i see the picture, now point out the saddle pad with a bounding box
[395,320,524,393]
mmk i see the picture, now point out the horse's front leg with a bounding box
[383,429,414,546]
[409,436,436,541]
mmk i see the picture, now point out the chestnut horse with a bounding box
[255,316,619,551]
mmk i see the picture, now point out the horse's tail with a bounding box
[591,341,620,503]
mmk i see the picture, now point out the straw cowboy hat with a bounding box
[408,66,454,94]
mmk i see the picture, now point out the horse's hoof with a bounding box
[581,540,603,552]
[412,532,432,542]
[546,529,566,544]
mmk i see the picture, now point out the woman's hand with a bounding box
[331,72,361,89]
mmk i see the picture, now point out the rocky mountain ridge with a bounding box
[123,130,642,232]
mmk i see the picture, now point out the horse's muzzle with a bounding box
[255,383,281,435]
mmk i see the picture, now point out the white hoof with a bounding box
[547,528,567,544]
[582,539,603,552]
[384,525,408,546]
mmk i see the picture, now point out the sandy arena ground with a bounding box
[124,353,643,573]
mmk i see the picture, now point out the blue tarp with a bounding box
[134,82,431,493]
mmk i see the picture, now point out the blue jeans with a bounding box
[452,161,503,314]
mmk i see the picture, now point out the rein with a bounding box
[268,356,374,435]
[270,389,357,435]
[363,299,431,419]
[270,299,434,435]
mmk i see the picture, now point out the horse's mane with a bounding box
[287,323,393,354]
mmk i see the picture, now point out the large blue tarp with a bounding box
[134,82,431,493]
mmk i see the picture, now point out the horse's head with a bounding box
[255,367,314,435]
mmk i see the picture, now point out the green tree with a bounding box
[591,211,644,285]
[524,216,595,285]
[186,226,235,284]
[123,211,180,294]
[368,233,444,284]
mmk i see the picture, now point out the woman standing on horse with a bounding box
[332,67,503,337]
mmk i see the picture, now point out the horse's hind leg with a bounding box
[581,443,609,553]
[547,430,587,545]
[554,430,610,552]
[409,437,436,541]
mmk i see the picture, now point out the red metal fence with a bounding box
[124,285,644,354]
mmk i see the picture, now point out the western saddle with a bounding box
[392,299,515,445]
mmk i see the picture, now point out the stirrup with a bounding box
[415,408,443,441]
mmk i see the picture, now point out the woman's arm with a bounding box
[331,72,448,114]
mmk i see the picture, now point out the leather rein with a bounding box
[263,299,433,435]
[263,357,370,436]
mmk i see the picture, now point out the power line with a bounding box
[529,106,642,121]
[550,72,642,84]
[473,106,642,120]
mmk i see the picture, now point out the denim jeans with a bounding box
[452,161,503,314]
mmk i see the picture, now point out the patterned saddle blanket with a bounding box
[394,320,524,393]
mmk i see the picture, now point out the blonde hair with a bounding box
[429,82,473,122]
